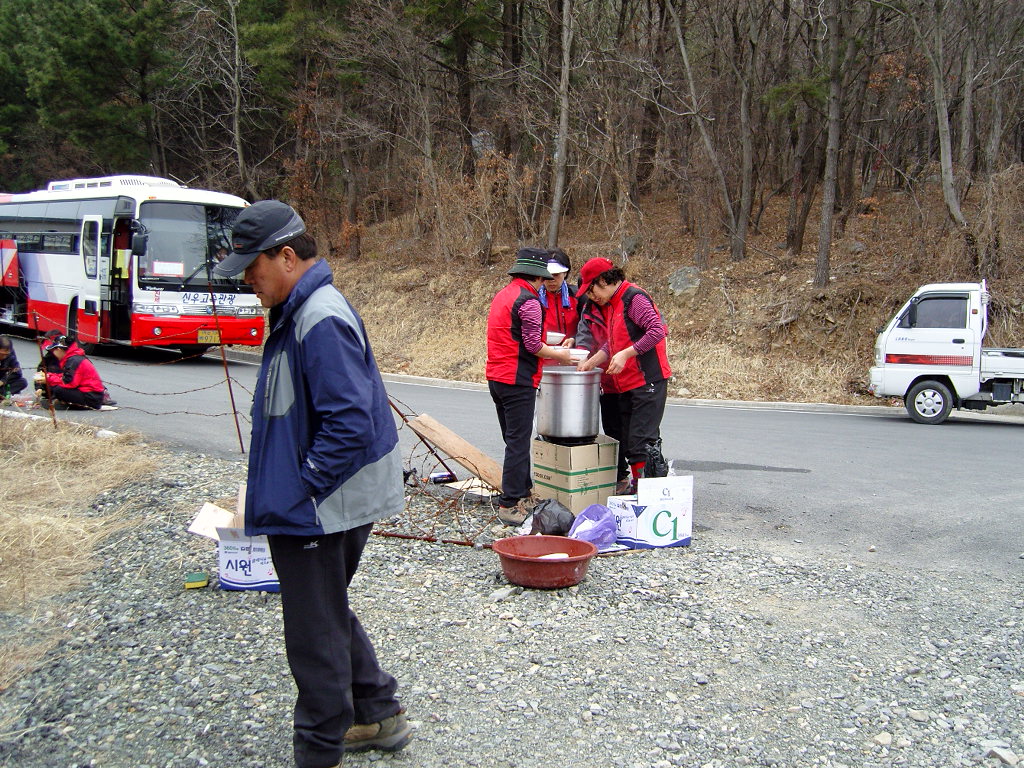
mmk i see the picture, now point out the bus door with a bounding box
[77,215,103,343]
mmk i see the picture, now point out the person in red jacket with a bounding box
[42,335,107,409]
[486,247,573,525]
[539,249,579,352]
[577,257,671,493]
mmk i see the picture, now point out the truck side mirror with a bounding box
[131,232,148,256]
[906,298,918,328]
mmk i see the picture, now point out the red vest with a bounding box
[541,288,579,338]
[540,288,579,367]
[486,279,544,387]
[605,282,671,392]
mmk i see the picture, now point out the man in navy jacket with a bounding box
[215,201,410,768]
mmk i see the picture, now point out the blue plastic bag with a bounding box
[568,503,618,549]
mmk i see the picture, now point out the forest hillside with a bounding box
[3,0,1024,405]
[334,172,1024,404]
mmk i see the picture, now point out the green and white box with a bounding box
[532,435,618,514]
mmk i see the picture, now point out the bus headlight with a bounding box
[250,328,258,336]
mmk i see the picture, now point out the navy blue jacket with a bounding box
[0,347,28,395]
[245,259,403,536]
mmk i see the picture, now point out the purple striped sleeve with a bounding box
[626,294,666,355]
[519,299,544,354]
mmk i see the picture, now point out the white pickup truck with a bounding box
[868,281,1024,424]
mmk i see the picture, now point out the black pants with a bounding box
[602,379,668,467]
[50,386,103,409]
[600,392,630,481]
[2,375,27,395]
[268,525,400,768]
[488,380,537,507]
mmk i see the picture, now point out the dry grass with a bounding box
[0,415,155,690]
[669,342,863,403]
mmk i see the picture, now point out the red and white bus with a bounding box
[0,175,264,352]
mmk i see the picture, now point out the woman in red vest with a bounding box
[486,248,573,525]
[577,257,671,494]
[539,249,579,352]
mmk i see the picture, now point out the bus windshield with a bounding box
[137,201,247,289]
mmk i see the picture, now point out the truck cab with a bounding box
[868,281,1024,423]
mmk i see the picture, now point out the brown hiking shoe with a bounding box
[344,711,412,753]
[496,499,532,527]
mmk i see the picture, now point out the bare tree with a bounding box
[161,0,265,197]
[667,1,741,259]
[814,0,845,289]
[902,0,970,231]
[546,0,574,248]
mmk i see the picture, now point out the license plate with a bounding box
[197,330,221,344]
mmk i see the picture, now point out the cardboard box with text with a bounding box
[607,475,692,549]
[187,490,280,592]
[532,435,618,514]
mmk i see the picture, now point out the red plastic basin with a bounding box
[491,535,598,589]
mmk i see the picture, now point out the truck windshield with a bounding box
[137,202,248,289]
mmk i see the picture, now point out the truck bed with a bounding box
[981,347,1024,378]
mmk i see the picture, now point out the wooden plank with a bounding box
[407,413,503,492]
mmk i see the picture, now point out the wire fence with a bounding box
[3,334,506,546]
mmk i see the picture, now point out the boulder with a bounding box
[668,266,702,298]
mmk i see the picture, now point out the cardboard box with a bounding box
[532,435,618,514]
[608,475,692,549]
[188,497,280,592]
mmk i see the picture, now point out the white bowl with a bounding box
[568,348,588,361]
[546,331,566,345]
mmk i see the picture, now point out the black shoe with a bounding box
[614,478,636,495]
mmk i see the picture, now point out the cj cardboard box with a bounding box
[188,487,280,592]
[532,435,618,514]
[607,475,692,549]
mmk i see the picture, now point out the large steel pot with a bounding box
[536,366,602,445]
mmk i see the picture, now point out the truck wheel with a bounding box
[906,380,953,425]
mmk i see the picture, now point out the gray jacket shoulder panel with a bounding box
[292,284,366,353]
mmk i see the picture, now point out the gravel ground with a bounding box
[0,448,1022,768]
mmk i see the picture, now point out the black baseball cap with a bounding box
[43,334,70,354]
[507,247,553,279]
[214,200,306,276]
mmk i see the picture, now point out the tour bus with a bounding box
[0,175,264,353]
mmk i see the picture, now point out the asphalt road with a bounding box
[5,336,1023,576]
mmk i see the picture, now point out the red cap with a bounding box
[577,257,615,297]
